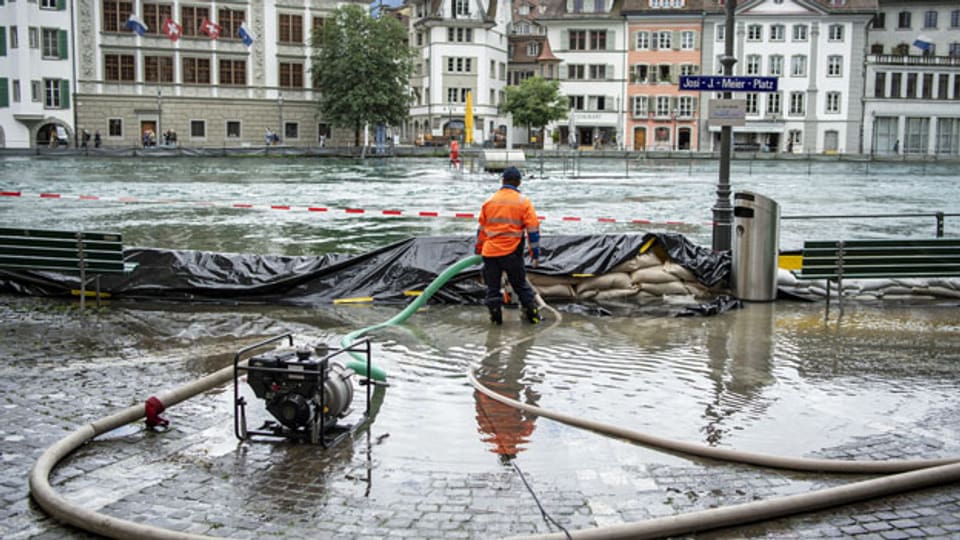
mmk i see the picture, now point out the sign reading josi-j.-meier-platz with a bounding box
[679,75,779,127]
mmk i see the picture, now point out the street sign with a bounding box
[708,99,746,127]
[679,76,778,92]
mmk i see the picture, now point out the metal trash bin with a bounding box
[731,191,780,302]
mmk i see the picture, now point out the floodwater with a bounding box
[2,155,959,474]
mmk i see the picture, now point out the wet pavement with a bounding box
[1,294,959,539]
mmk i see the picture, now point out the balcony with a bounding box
[869,54,960,67]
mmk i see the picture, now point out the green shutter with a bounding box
[58,29,68,59]
[0,78,9,107]
[57,0,67,10]
[59,79,69,108]
[0,27,6,56]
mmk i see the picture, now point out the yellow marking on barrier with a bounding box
[70,289,111,298]
[639,237,656,253]
[333,297,374,304]
[404,290,423,297]
[779,252,802,271]
[571,274,595,278]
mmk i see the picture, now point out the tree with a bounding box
[500,77,568,147]
[312,5,414,153]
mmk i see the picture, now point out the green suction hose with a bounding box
[341,254,482,382]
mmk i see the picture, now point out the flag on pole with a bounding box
[200,17,222,40]
[238,22,256,47]
[913,35,933,52]
[126,14,148,36]
[163,17,182,42]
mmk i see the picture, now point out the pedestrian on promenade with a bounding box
[475,166,541,325]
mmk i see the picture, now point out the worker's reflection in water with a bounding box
[473,328,540,462]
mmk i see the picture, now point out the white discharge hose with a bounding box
[469,299,960,540]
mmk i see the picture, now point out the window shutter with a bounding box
[607,64,614,80]
[57,0,67,10]
[561,31,568,50]
[0,78,8,107]
[650,31,658,50]
[670,96,677,112]
[629,31,635,50]
[693,31,700,50]
[59,80,70,108]
[650,66,658,83]
[607,30,613,50]
[673,31,680,50]
[559,64,567,80]
[0,27,6,56]
[670,64,677,83]
[58,30,68,59]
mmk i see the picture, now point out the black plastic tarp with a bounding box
[0,233,730,307]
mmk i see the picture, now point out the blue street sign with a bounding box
[679,76,779,92]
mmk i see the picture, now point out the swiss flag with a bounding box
[163,18,182,42]
[200,17,222,40]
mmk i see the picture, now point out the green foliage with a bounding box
[311,6,414,140]
[501,77,569,132]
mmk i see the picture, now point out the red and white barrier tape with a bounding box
[1,190,710,227]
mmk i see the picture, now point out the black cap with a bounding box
[502,166,522,182]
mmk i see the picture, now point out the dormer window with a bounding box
[518,4,530,15]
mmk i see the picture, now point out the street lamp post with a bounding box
[157,90,162,146]
[277,92,283,144]
[712,0,737,252]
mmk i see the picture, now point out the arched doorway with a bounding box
[677,127,691,150]
[38,122,68,148]
[633,127,646,151]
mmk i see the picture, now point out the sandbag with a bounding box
[535,283,576,299]
[576,272,634,293]
[611,252,662,273]
[640,281,696,296]
[529,274,579,287]
[662,261,697,283]
[594,287,640,301]
[630,266,680,285]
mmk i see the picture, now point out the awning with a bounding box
[708,123,784,133]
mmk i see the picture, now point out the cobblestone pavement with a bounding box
[1,295,958,539]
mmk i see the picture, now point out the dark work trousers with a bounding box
[483,246,536,309]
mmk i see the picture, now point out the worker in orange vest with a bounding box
[476,166,541,325]
[449,139,461,169]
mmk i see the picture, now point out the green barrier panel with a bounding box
[342,254,482,382]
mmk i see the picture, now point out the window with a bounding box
[43,79,66,108]
[938,74,949,99]
[924,10,937,29]
[589,64,607,80]
[791,55,806,77]
[767,92,781,114]
[792,24,808,41]
[446,57,472,73]
[284,122,298,140]
[874,12,886,29]
[226,121,241,138]
[12,79,20,102]
[28,27,38,48]
[655,127,670,144]
[631,95,648,116]
[41,28,64,59]
[716,24,724,42]
[678,96,694,117]
[871,43,883,54]
[108,118,122,137]
[313,17,326,32]
[143,3,172,35]
[454,0,470,16]
[827,55,842,77]
[826,91,841,113]
[828,24,843,41]
[922,73,933,99]
[219,59,246,85]
[635,31,649,49]
[526,42,540,56]
[905,117,928,153]
[40,0,58,7]
[680,31,694,50]
[745,93,758,114]
[102,0,134,32]
[448,28,473,42]
[31,80,41,102]
[145,56,174,82]
[182,57,210,84]
[770,24,784,41]
[655,31,671,49]
[890,72,901,98]
[181,6,209,37]
[875,72,886,97]
[590,30,607,50]
[589,95,608,111]
[9,27,18,49]
[951,42,960,58]
[657,64,671,82]
[569,30,586,50]
[569,95,584,110]
[279,62,303,88]
[446,88,469,102]
[905,73,917,98]
[655,96,670,116]
[679,64,698,76]
[104,54,135,81]
[746,54,760,75]
[952,10,960,29]
[217,8,244,39]
[279,14,303,43]
[789,91,804,115]
[897,11,911,29]
[190,120,206,139]
[747,24,761,41]
[769,55,783,76]
[629,64,647,83]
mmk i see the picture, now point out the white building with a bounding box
[0,0,75,148]
[406,0,511,146]
[863,0,960,156]
[700,0,876,155]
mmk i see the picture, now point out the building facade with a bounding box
[0,0,75,148]
[863,0,960,155]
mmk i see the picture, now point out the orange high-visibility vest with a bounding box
[477,186,540,257]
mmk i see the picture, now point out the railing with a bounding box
[868,54,960,66]
[782,212,959,238]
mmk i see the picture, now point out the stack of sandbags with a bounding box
[528,251,723,302]
[777,269,960,300]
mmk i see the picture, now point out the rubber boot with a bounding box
[523,305,540,324]
[488,305,503,325]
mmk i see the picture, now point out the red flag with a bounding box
[200,17,222,40]
[163,17,182,42]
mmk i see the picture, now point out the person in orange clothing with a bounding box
[449,139,461,169]
[476,166,541,325]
